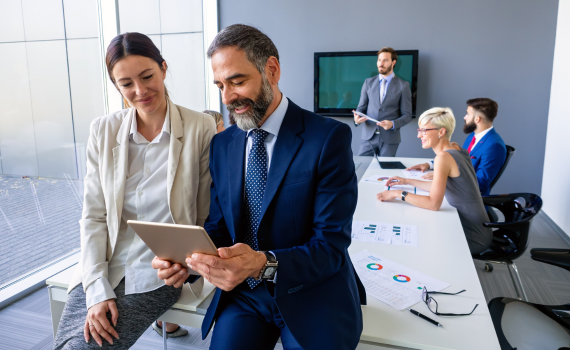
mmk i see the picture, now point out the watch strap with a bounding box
[256,251,278,280]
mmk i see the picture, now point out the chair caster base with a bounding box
[485,263,494,272]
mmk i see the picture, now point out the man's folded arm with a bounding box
[271,123,357,298]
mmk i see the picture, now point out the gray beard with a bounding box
[229,75,274,132]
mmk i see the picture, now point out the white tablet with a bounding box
[127,220,218,275]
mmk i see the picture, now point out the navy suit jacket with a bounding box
[201,99,366,350]
[463,128,507,196]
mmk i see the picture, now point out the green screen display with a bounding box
[318,55,414,110]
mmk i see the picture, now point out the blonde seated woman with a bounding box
[377,107,492,254]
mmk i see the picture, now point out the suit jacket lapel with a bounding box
[228,128,247,239]
[259,101,304,223]
[167,100,184,216]
[471,128,495,157]
[111,109,133,251]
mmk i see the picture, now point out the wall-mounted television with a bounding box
[314,50,418,117]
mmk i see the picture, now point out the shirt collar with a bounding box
[129,103,171,143]
[379,72,395,83]
[475,126,493,141]
[246,93,288,138]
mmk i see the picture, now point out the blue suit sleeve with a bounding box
[271,123,357,298]
[187,136,233,285]
[475,142,507,194]
[203,135,234,249]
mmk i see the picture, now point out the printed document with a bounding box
[402,170,432,179]
[352,221,418,246]
[351,250,450,310]
[353,111,380,123]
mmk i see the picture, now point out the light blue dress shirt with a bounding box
[379,73,396,130]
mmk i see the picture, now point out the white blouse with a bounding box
[85,105,173,309]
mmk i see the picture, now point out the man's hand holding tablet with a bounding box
[186,243,268,292]
[153,243,268,292]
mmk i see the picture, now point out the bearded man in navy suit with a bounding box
[154,24,365,350]
[408,98,506,196]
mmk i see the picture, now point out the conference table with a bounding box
[47,156,500,350]
[352,156,500,350]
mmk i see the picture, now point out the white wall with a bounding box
[118,0,206,112]
[542,0,570,238]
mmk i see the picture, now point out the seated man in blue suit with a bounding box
[153,24,366,350]
[408,98,506,196]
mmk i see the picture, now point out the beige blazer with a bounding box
[68,99,216,293]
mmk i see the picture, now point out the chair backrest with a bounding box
[489,145,515,191]
[482,193,542,260]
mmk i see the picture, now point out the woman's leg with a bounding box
[53,280,181,349]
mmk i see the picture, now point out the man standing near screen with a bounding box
[353,47,412,156]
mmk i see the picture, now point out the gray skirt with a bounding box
[53,279,181,349]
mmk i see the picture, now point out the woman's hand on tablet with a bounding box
[152,257,189,288]
[187,243,267,292]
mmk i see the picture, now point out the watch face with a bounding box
[263,267,277,278]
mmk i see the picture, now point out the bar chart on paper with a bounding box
[352,221,418,246]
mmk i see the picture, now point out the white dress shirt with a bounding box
[85,105,172,308]
[470,126,493,151]
[244,94,289,172]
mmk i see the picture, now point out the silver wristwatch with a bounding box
[256,251,278,280]
[401,190,409,201]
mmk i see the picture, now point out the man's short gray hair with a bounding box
[207,24,279,74]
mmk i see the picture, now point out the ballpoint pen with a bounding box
[406,308,443,328]
[387,179,399,191]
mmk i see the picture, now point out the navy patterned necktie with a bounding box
[244,129,270,289]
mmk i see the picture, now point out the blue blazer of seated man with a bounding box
[462,98,507,196]
[179,25,366,350]
[422,98,506,196]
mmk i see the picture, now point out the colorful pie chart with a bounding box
[367,263,383,270]
[393,274,411,282]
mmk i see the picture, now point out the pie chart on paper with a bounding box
[367,263,383,270]
[393,274,411,282]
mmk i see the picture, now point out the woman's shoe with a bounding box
[152,321,189,338]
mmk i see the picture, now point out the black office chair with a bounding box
[472,193,543,301]
[488,249,570,350]
[489,145,516,192]
[486,145,515,222]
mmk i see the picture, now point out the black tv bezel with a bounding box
[314,50,419,117]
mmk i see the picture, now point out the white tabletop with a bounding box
[352,157,500,350]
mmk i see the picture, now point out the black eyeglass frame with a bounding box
[422,286,479,316]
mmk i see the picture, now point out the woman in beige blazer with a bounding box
[53,33,215,349]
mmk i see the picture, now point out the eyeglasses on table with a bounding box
[422,286,479,316]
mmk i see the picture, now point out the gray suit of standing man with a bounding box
[353,47,412,156]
